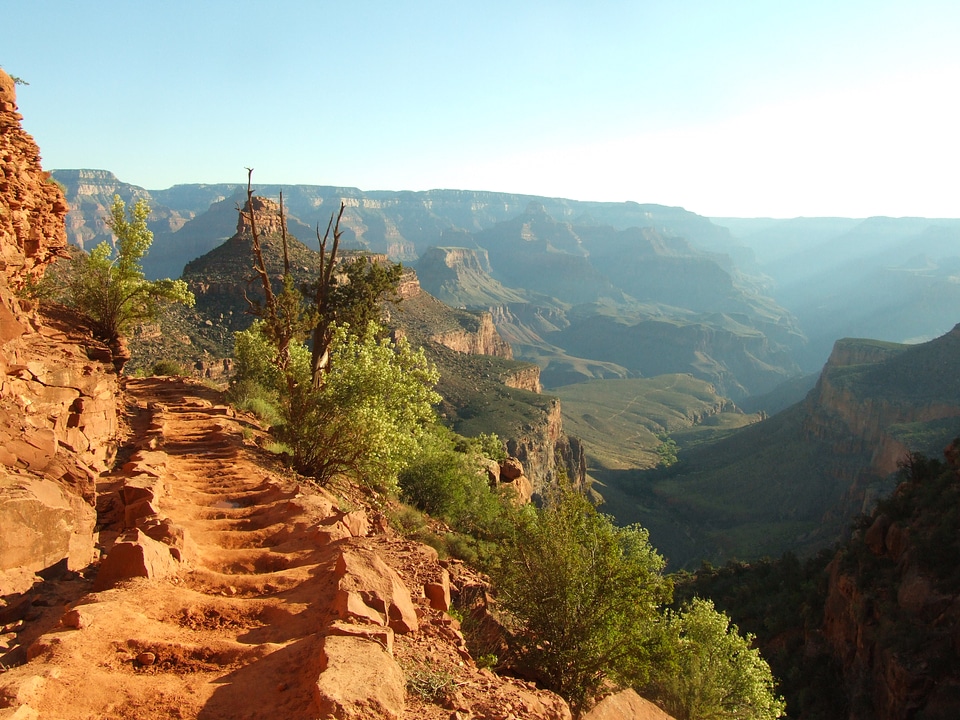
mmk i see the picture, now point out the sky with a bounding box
[4,0,960,218]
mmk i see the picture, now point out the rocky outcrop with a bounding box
[0,72,68,292]
[234,194,286,237]
[502,363,542,393]
[507,397,587,498]
[799,331,960,527]
[819,440,960,720]
[429,310,513,359]
[0,70,119,592]
[416,246,528,308]
[491,457,534,505]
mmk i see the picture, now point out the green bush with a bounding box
[275,322,440,491]
[492,488,672,716]
[151,359,186,376]
[644,598,786,720]
[399,425,515,551]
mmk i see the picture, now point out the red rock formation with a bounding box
[0,69,119,593]
[0,71,68,293]
[428,310,514,358]
[502,363,542,393]
[820,441,960,719]
[507,397,587,496]
[234,195,286,237]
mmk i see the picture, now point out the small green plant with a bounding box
[475,653,498,669]
[404,662,459,703]
[234,394,282,427]
[151,359,185,376]
[387,504,428,535]
[265,441,292,457]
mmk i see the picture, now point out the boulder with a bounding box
[499,457,524,481]
[137,516,193,562]
[334,546,419,634]
[93,529,179,590]
[481,457,500,485]
[425,569,452,612]
[340,510,370,537]
[314,634,405,719]
[0,475,96,576]
[326,620,395,655]
[123,498,159,528]
[583,689,675,720]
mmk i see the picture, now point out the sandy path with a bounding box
[1,378,350,719]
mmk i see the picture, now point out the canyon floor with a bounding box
[0,377,574,720]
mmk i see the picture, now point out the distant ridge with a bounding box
[602,325,960,568]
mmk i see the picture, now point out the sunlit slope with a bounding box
[554,375,758,470]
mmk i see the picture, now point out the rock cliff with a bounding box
[52,168,189,252]
[0,69,120,594]
[428,310,514,359]
[818,439,960,720]
[799,331,960,524]
[506,398,587,496]
[0,72,68,297]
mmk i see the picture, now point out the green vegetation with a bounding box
[280,323,439,491]
[645,598,786,720]
[232,320,438,492]
[674,552,842,720]
[150,359,186,376]
[65,195,194,342]
[656,436,679,468]
[555,375,758,471]
[492,488,672,716]
[404,661,459,703]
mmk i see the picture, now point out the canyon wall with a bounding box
[819,441,960,720]
[0,70,120,594]
[799,331,960,524]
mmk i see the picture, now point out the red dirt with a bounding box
[0,377,571,720]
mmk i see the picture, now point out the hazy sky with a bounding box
[5,1,959,218]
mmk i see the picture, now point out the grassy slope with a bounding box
[554,375,758,470]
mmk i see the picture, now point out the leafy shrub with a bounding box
[275,323,439,491]
[151,359,185,376]
[645,598,786,720]
[399,425,515,557]
[492,488,672,715]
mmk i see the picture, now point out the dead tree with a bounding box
[311,202,345,386]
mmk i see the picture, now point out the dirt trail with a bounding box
[0,377,572,720]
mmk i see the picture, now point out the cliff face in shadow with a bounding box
[604,326,960,569]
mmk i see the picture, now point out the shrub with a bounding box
[275,322,439,491]
[644,598,786,720]
[151,359,185,376]
[492,488,672,716]
[65,195,193,342]
[399,425,515,550]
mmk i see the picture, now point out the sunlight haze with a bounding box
[5,0,959,218]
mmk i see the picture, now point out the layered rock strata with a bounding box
[0,69,119,595]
